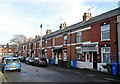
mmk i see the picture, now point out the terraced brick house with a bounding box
[18,7,120,73]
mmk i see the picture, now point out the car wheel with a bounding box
[45,64,47,67]
[17,69,21,72]
[2,67,5,73]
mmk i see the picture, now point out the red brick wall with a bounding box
[47,39,52,47]
[42,41,45,47]
[91,17,117,63]
[82,29,91,42]
[47,48,52,59]
[71,33,76,44]
[55,36,64,46]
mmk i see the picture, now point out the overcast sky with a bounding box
[0,0,119,44]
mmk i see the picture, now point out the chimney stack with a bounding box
[59,22,67,30]
[46,29,52,35]
[83,12,92,21]
[35,35,40,39]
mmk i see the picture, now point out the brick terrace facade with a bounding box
[17,8,120,72]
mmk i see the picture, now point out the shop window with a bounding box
[101,47,111,63]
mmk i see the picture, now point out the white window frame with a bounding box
[64,35,67,45]
[101,24,110,41]
[63,50,67,61]
[52,38,55,46]
[101,47,111,63]
[76,31,82,43]
[76,48,82,61]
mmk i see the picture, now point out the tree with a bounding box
[10,34,28,45]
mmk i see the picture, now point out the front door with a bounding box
[93,52,97,69]
[55,53,58,64]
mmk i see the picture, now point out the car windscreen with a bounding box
[6,58,20,64]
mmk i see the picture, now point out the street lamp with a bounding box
[40,24,42,58]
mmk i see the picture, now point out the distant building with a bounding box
[0,44,15,57]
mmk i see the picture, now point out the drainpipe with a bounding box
[116,15,119,76]
[70,30,72,68]
[116,17,119,63]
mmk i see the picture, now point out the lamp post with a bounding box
[4,45,6,56]
[6,43,9,56]
[40,24,43,58]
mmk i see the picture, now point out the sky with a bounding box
[0,0,119,44]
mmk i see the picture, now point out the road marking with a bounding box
[104,78,115,81]
[87,74,95,77]
[75,71,80,74]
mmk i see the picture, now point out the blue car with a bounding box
[1,56,21,73]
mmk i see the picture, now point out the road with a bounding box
[1,63,120,82]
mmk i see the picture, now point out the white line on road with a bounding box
[87,74,95,77]
[104,78,115,81]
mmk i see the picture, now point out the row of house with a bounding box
[0,44,15,57]
[17,7,120,73]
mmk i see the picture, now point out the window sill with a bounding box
[101,39,110,42]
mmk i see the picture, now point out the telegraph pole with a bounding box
[40,24,43,58]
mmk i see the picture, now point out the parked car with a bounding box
[33,57,47,67]
[25,57,34,65]
[18,56,26,62]
[1,56,21,73]
[32,57,39,66]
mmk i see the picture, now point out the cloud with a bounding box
[1,0,119,3]
[0,0,119,44]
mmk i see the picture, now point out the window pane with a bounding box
[77,51,82,61]
[101,24,110,31]
[102,47,110,63]
[101,24,110,40]
[102,31,110,40]
[77,32,82,43]
[105,48,110,52]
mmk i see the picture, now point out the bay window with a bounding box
[101,47,111,63]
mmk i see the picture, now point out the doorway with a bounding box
[93,52,97,69]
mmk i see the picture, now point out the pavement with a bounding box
[48,64,120,82]
[0,71,7,84]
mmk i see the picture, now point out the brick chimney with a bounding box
[35,35,40,39]
[59,22,67,30]
[46,29,52,35]
[83,12,92,21]
[29,37,33,41]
